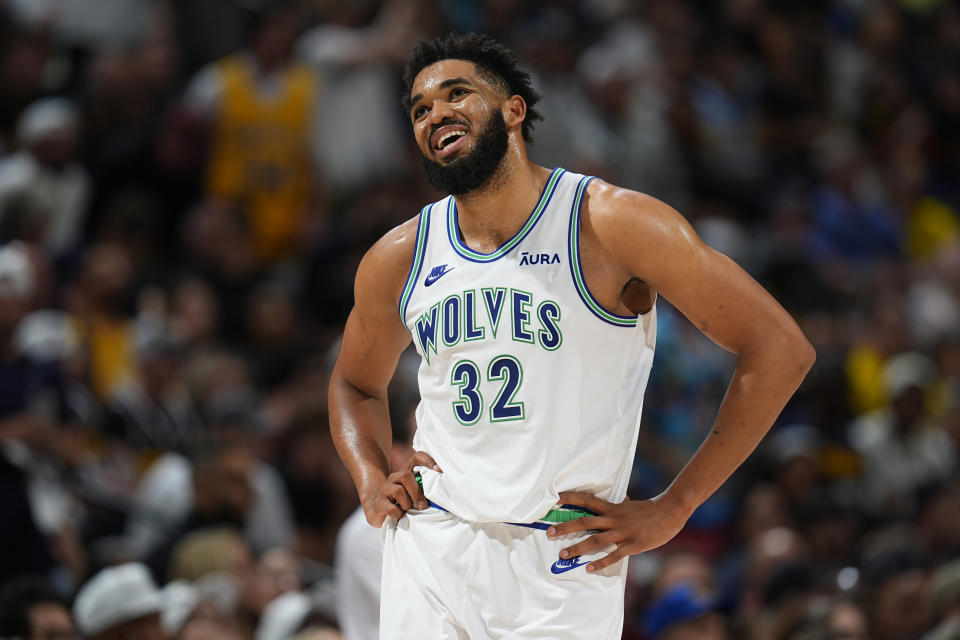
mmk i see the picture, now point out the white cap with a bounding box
[194,571,239,615]
[161,581,201,636]
[16,97,80,147]
[73,563,165,636]
[0,242,34,298]
[255,592,312,640]
[14,310,79,361]
[884,351,938,398]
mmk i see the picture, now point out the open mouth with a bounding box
[436,130,465,150]
[431,125,469,159]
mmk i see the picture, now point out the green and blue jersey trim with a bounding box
[567,176,639,327]
[446,168,565,263]
[398,204,432,324]
[514,504,596,530]
[424,500,593,530]
[414,473,594,530]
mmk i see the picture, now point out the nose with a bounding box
[427,98,455,124]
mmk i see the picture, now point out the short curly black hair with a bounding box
[402,33,543,143]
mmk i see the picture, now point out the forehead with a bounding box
[410,59,488,98]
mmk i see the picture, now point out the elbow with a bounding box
[792,334,817,379]
[802,338,817,372]
[749,327,815,381]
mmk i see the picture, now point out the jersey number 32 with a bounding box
[450,356,524,425]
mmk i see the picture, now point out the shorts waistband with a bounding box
[415,473,594,530]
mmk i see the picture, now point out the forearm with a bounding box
[661,335,815,515]
[329,373,394,498]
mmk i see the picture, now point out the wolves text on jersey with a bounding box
[414,287,562,364]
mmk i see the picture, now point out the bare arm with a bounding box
[328,218,436,526]
[550,183,815,570]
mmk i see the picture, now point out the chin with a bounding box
[421,112,509,194]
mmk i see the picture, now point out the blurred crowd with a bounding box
[0,0,957,639]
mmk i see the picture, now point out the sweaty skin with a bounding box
[328,59,815,571]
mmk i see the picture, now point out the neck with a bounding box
[452,148,550,247]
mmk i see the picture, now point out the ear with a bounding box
[502,94,527,130]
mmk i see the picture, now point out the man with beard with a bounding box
[329,33,815,639]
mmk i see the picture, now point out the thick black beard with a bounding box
[421,112,509,195]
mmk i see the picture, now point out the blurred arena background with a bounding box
[0,0,957,638]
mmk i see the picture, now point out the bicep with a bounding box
[335,305,410,398]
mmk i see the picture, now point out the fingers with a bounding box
[406,450,442,473]
[393,450,441,510]
[384,479,415,511]
[546,493,637,573]
[585,545,629,573]
[556,531,617,560]
[362,496,404,527]
[391,469,428,510]
[557,491,613,514]
[546,515,611,538]
[361,451,444,526]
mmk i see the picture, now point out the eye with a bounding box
[412,105,429,120]
[450,87,468,99]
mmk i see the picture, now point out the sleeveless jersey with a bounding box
[400,169,657,523]
[207,55,316,264]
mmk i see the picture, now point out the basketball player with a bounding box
[329,33,815,639]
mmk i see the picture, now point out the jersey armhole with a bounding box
[398,204,432,326]
[566,176,639,328]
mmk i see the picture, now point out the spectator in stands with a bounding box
[791,597,871,640]
[165,580,245,639]
[0,98,89,259]
[0,576,76,640]
[105,319,201,452]
[72,563,165,640]
[848,352,958,518]
[0,243,59,582]
[643,583,729,640]
[66,243,136,399]
[296,0,430,194]
[144,443,255,582]
[184,4,318,266]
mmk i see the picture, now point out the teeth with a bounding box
[436,130,465,149]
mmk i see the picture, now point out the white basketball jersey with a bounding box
[400,168,656,523]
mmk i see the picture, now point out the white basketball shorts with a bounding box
[379,506,627,639]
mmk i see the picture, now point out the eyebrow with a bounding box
[409,77,475,112]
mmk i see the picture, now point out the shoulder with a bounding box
[354,213,423,306]
[362,214,421,274]
[583,179,688,232]
[580,178,699,268]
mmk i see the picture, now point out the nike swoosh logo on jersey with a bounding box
[550,555,588,574]
[424,264,455,286]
